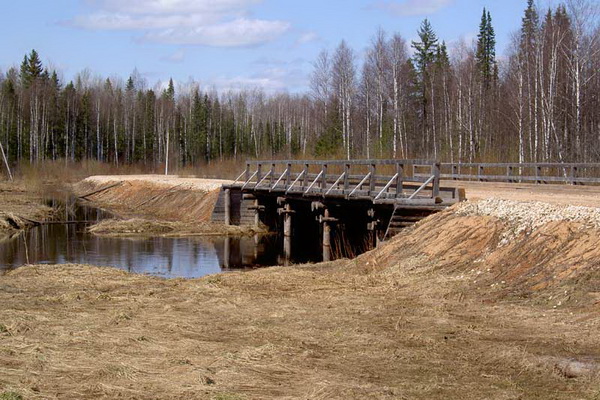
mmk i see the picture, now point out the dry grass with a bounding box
[0,260,598,400]
[88,218,264,237]
[74,176,228,223]
[2,170,600,399]
[0,181,54,236]
[1,207,599,399]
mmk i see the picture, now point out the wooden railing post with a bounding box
[270,163,275,186]
[396,163,404,198]
[285,163,292,188]
[432,162,441,198]
[536,165,542,184]
[570,166,578,185]
[478,164,484,182]
[507,165,513,183]
[256,163,262,185]
[321,164,328,193]
[369,163,376,195]
[343,164,350,194]
[245,163,250,181]
[452,164,458,180]
[302,163,309,189]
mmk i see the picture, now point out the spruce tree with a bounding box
[126,76,135,92]
[521,0,539,50]
[411,19,438,79]
[165,78,175,100]
[476,8,497,88]
[411,19,439,139]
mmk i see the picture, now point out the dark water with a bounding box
[0,200,296,279]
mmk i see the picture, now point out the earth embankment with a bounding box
[73,175,262,236]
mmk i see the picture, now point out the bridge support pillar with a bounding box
[321,209,338,262]
[254,200,260,227]
[278,203,295,261]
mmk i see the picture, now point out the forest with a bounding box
[0,0,598,171]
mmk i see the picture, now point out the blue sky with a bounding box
[0,0,539,93]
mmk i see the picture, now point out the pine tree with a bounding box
[20,50,44,87]
[126,76,135,92]
[476,8,497,88]
[521,0,539,50]
[164,78,175,100]
[411,19,438,78]
[411,19,439,142]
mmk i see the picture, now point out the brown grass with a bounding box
[0,260,598,400]
[1,207,600,399]
[74,177,226,223]
[88,218,265,237]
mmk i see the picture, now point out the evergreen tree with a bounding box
[164,78,175,100]
[411,19,439,141]
[20,49,44,87]
[411,19,438,78]
[126,76,135,92]
[521,0,539,49]
[476,9,497,88]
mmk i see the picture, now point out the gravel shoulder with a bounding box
[448,180,600,207]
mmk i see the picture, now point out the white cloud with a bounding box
[144,18,290,47]
[211,65,307,93]
[161,49,186,63]
[296,31,319,45]
[85,0,260,15]
[70,0,289,47]
[69,12,216,30]
[371,0,453,16]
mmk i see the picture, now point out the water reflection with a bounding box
[0,200,288,279]
[0,223,282,278]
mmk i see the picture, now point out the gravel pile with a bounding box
[456,198,600,242]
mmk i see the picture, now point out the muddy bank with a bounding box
[0,181,54,238]
[74,175,259,236]
[88,218,265,237]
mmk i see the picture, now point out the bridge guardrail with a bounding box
[423,162,600,185]
[230,159,453,203]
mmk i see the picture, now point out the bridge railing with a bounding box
[230,159,457,203]
[422,162,600,185]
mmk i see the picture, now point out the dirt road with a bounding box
[448,180,600,207]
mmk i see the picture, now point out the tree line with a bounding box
[0,0,598,171]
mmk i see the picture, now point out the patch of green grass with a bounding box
[0,392,23,400]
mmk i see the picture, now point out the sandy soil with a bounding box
[83,175,233,192]
[1,203,599,399]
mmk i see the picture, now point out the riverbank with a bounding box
[0,181,54,239]
[74,175,263,237]
[1,198,599,399]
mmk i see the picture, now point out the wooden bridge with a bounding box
[214,159,464,263]
[213,159,600,263]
